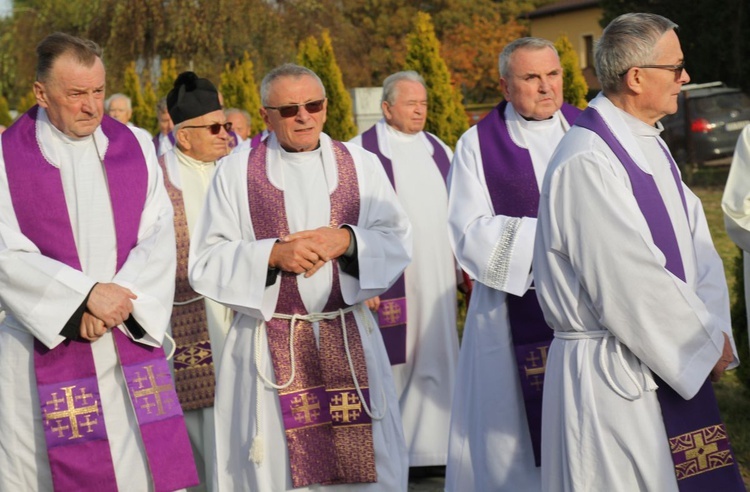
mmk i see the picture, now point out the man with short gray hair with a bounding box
[351,70,462,476]
[446,37,581,491]
[534,13,743,490]
[106,92,152,140]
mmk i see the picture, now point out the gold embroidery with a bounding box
[132,365,175,416]
[291,392,321,424]
[44,386,100,439]
[330,391,362,423]
[670,425,734,479]
[523,346,548,391]
[380,300,402,326]
[174,343,212,367]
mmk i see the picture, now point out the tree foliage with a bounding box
[220,53,264,135]
[123,62,150,131]
[555,34,588,109]
[297,30,358,141]
[404,12,468,148]
[142,79,158,135]
[0,95,12,127]
[157,58,179,99]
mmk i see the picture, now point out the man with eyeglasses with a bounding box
[350,70,461,479]
[189,63,412,490]
[445,37,581,492]
[162,70,234,491]
[0,32,197,490]
[534,13,743,491]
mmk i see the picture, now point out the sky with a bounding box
[0,0,10,18]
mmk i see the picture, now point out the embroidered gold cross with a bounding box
[132,365,173,416]
[44,385,99,439]
[685,433,719,471]
[380,301,402,325]
[291,392,321,424]
[330,392,362,423]
[524,346,548,391]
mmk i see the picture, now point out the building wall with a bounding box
[530,7,604,90]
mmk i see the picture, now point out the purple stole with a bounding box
[576,106,744,491]
[3,107,198,492]
[360,124,450,365]
[476,100,581,466]
[246,139,377,487]
[152,131,175,156]
[249,131,265,148]
[158,155,214,411]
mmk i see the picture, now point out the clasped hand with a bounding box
[80,282,138,342]
[269,226,351,278]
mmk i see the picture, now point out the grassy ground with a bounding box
[694,183,750,485]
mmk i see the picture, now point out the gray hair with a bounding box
[381,71,426,105]
[499,37,558,79]
[105,93,131,112]
[595,13,678,94]
[225,107,251,124]
[260,63,326,106]
[156,96,168,114]
[36,32,102,83]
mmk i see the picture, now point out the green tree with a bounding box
[404,12,468,148]
[17,89,36,114]
[555,34,588,109]
[142,79,158,135]
[220,52,264,135]
[157,58,178,99]
[297,30,357,141]
[123,62,149,130]
[0,94,12,126]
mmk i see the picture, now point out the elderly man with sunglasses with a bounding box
[161,71,235,491]
[533,13,743,491]
[189,63,412,491]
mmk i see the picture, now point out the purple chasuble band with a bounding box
[476,100,581,466]
[3,107,198,491]
[246,138,377,487]
[360,124,450,365]
[575,106,744,491]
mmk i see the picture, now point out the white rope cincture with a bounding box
[555,330,657,401]
[163,332,176,361]
[173,295,205,306]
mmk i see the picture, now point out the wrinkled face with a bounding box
[634,30,690,125]
[227,112,250,140]
[261,75,327,153]
[500,46,563,121]
[157,108,173,135]
[34,53,106,138]
[177,109,229,162]
[382,80,427,135]
[108,97,131,124]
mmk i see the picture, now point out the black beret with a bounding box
[167,71,222,125]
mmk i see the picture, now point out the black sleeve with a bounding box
[266,267,280,287]
[337,225,359,279]
[59,294,91,341]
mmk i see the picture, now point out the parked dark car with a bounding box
[660,82,750,169]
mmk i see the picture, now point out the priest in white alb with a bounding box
[534,13,744,491]
[188,63,412,491]
[445,38,581,491]
[0,32,197,491]
[351,70,461,475]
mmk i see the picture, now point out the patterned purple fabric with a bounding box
[360,124,450,365]
[476,100,581,466]
[3,107,198,491]
[576,106,744,491]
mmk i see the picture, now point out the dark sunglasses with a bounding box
[182,121,233,135]
[264,99,326,118]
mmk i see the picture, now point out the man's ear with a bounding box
[623,68,645,95]
[175,128,191,150]
[33,81,49,108]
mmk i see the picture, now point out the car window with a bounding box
[693,92,750,114]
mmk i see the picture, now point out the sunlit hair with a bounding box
[260,64,326,106]
[499,37,557,79]
[105,93,131,112]
[595,13,678,95]
[156,97,168,114]
[36,32,102,83]
[382,71,426,105]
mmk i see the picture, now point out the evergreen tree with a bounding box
[220,52,264,135]
[555,34,588,109]
[158,58,178,99]
[123,62,149,130]
[297,30,357,141]
[142,79,158,135]
[404,12,468,149]
[17,89,36,114]
[0,94,12,127]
